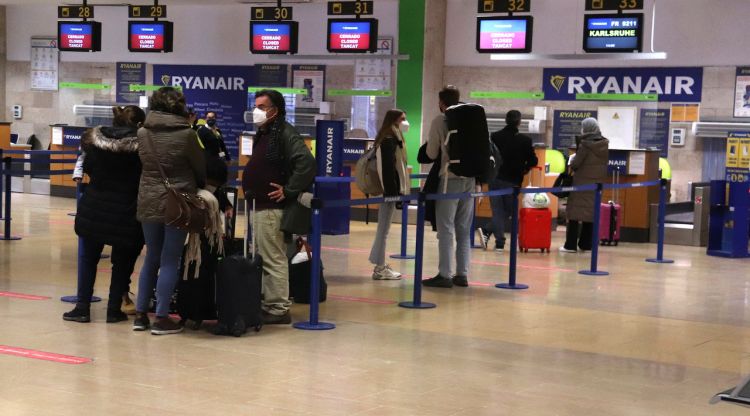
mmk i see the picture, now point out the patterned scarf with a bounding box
[265,116,284,165]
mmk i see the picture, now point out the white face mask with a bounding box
[399,120,410,134]
[253,108,268,125]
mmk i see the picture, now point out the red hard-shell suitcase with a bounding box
[599,168,622,246]
[519,208,552,253]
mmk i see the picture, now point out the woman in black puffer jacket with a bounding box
[63,106,146,324]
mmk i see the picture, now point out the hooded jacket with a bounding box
[74,126,144,248]
[137,111,207,223]
[567,133,609,222]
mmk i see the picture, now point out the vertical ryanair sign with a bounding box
[315,120,344,177]
[543,67,703,102]
[153,65,255,160]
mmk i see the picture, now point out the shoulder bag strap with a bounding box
[140,130,172,190]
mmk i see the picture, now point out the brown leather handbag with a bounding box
[142,131,208,233]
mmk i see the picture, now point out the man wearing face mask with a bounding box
[241,89,316,324]
[198,111,231,162]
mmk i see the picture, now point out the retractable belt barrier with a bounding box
[0,149,80,241]
[293,176,669,330]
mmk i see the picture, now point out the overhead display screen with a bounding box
[476,16,533,53]
[250,21,299,54]
[583,14,643,52]
[58,21,101,52]
[327,19,378,53]
[128,21,173,52]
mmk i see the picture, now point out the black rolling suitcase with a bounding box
[213,201,263,337]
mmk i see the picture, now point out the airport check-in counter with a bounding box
[49,125,86,198]
[649,185,710,247]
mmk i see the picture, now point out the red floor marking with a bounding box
[0,291,50,301]
[328,294,396,305]
[322,246,370,254]
[0,345,91,364]
[321,247,574,272]
[399,275,496,287]
[472,260,575,273]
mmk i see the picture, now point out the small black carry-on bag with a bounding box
[289,236,327,304]
[213,200,263,337]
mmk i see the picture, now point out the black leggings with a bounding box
[564,221,593,251]
[77,237,142,310]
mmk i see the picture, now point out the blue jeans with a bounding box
[136,222,188,317]
[489,179,515,248]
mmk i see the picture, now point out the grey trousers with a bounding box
[368,201,396,266]
[436,177,476,278]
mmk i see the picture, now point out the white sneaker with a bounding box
[373,264,402,280]
[559,247,577,253]
[475,228,489,250]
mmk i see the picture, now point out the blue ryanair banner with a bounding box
[315,120,345,177]
[543,67,703,102]
[153,65,256,159]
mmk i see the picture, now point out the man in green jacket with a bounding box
[242,89,316,324]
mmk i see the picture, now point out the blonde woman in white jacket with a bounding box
[368,109,411,280]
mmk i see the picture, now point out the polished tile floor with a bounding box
[1,193,749,415]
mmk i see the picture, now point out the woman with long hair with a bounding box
[63,105,146,324]
[368,109,410,280]
[134,87,206,335]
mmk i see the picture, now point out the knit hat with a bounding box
[581,117,600,135]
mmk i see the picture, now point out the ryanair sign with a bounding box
[542,67,703,102]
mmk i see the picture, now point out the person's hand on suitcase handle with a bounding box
[268,182,286,202]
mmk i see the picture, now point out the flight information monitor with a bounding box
[476,16,533,53]
[128,21,174,52]
[58,21,101,52]
[583,13,643,52]
[250,21,299,54]
[327,18,378,53]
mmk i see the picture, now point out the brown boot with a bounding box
[121,293,136,315]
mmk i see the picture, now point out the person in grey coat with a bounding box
[561,117,609,253]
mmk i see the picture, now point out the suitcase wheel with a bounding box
[189,320,202,330]
[253,324,262,332]
[614,241,619,246]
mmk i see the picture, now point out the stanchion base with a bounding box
[60,295,102,303]
[0,236,21,241]
[579,270,610,276]
[495,283,529,290]
[646,258,674,264]
[292,321,336,330]
[67,213,76,217]
[390,254,415,260]
[398,301,436,309]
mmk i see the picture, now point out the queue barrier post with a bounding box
[1,157,21,241]
[293,198,335,330]
[390,199,415,260]
[496,187,529,290]
[646,178,675,264]
[399,193,436,309]
[61,181,101,303]
[579,183,609,276]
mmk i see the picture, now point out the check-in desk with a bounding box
[0,122,12,149]
[597,149,661,242]
[49,125,87,198]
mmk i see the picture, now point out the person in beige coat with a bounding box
[561,117,609,253]
[368,109,410,280]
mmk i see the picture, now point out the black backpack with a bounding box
[444,103,493,179]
